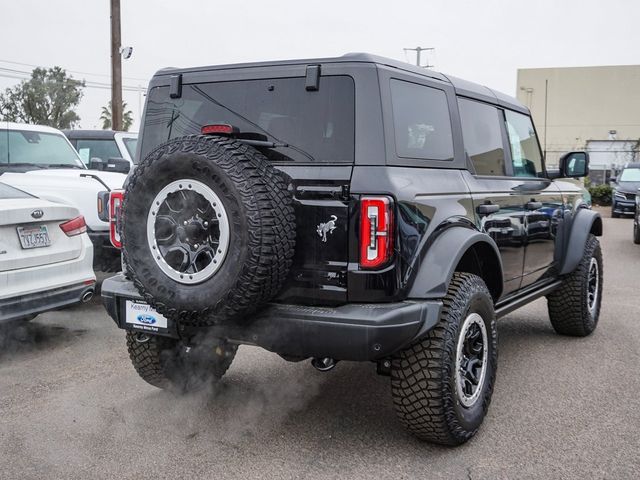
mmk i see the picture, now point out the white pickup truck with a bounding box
[0,122,127,271]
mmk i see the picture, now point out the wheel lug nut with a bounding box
[184,221,188,225]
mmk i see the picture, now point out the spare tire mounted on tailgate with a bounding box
[122,135,295,326]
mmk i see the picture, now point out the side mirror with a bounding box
[105,157,131,174]
[559,151,589,178]
[88,157,105,170]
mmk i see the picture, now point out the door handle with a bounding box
[477,203,500,215]
[526,201,542,210]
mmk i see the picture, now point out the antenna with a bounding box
[403,47,435,68]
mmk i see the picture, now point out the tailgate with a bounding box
[0,199,83,272]
[274,165,352,306]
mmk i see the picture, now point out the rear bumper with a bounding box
[101,274,442,361]
[0,281,95,323]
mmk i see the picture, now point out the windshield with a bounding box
[0,130,84,168]
[140,76,355,163]
[122,137,138,162]
[619,168,640,182]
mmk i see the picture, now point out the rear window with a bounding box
[0,182,33,199]
[140,76,355,163]
[390,79,454,161]
[122,137,138,162]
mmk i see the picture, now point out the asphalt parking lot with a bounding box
[1,209,638,480]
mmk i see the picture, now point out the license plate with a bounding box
[17,225,51,249]
[125,300,168,330]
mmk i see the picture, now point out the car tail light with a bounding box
[60,216,87,237]
[201,124,237,135]
[359,196,394,269]
[109,190,124,249]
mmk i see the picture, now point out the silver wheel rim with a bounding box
[455,312,489,408]
[587,257,599,316]
[146,179,230,285]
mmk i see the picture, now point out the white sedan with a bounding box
[0,182,96,323]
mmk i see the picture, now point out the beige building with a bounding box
[516,65,640,170]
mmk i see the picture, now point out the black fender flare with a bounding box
[559,208,603,275]
[407,226,504,300]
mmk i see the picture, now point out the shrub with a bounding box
[588,184,612,206]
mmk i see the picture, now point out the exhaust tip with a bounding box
[81,290,94,303]
[311,357,337,372]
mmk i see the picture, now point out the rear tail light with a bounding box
[60,216,87,237]
[109,190,124,249]
[359,196,394,269]
[201,124,238,135]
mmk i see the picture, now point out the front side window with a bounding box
[140,76,355,163]
[0,130,84,168]
[76,139,121,165]
[504,111,543,178]
[390,79,454,161]
[458,98,506,176]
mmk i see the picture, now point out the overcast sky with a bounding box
[1,0,638,131]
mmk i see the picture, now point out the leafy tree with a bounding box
[100,101,134,131]
[0,67,84,128]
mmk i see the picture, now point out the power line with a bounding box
[0,58,148,82]
[0,67,145,92]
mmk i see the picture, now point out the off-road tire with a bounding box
[125,331,237,392]
[121,135,295,326]
[390,272,498,445]
[547,234,603,336]
[633,221,640,244]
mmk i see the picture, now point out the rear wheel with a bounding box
[547,234,602,336]
[390,273,498,445]
[125,331,237,392]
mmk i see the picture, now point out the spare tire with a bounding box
[121,135,295,326]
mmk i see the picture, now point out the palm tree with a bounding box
[100,101,134,131]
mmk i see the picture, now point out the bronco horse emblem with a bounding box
[317,215,338,242]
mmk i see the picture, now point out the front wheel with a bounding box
[126,331,237,393]
[611,203,620,218]
[547,234,603,336]
[390,273,498,445]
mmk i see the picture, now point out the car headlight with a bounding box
[614,191,626,200]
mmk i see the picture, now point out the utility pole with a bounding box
[403,47,435,68]
[110,0,123,131]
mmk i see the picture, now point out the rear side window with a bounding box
[0,182,33,199]
[76,139,121,165]
[390,79,453,161]
[504,110,543,178]
[140,76,355,163]
[458,98,506,176]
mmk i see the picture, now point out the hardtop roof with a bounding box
[152,52,527,113]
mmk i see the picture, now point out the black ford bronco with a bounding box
[101,53,603,445]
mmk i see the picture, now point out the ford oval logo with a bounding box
[137,314,156,325]
[31,209,44,219]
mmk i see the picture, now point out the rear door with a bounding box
[138,67,361,305]
[457,98,526,295]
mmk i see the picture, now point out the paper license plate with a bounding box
[17,225,51,249]
[125,300,168,330]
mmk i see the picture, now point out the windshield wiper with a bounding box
[45,164,84,169]
[190,85,317,162]
[0,162,45,169]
